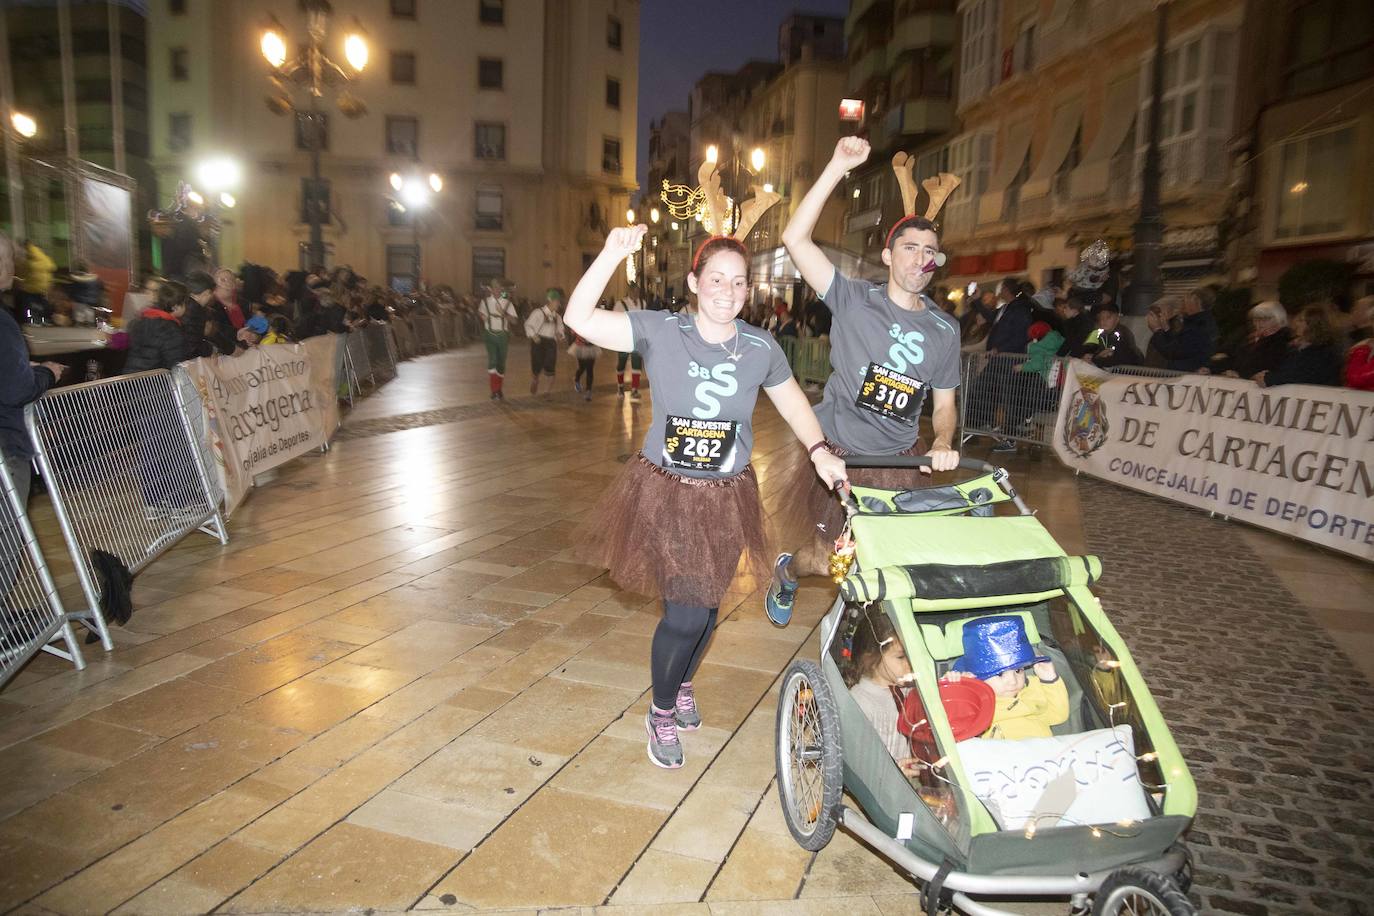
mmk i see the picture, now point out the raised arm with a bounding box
[564,227,644,352]
[782,137,871,297]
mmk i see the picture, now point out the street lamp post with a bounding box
[260,0,369,270]
[1129,1,1170,316]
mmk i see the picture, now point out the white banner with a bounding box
[1053,361,1374,561]
[183,336,342,516]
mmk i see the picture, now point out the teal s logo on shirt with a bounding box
[887,324,926,373]
[688,361,738,418]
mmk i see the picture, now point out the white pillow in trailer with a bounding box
[956,726,1152,832]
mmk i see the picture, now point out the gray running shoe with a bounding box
[645,707,684,768]
[675,682,701,731]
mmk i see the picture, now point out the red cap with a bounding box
[1028,320,1053,341]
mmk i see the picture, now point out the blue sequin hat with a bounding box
[950,616,1050,680]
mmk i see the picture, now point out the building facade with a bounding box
[1231,0,1374,301]
[148,0,638,295]
[647,15,851,308]
[2,0,151,267]
[839,0,958,257]
[909,0,1245,301]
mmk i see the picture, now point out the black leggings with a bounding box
[650,601,718,710]
[575,358,595,389]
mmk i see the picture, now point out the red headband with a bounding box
[884,214,933,250]
[692,236,748,273]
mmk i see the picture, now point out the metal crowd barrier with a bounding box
[959,350,1067,450]
[411,314,442,354]
[779,335,831,387]
[344,328,374,399]
[1108,364,1186,379]
[439,312,461,347]
[1,457,84,685]
[364,323,397,385]
[24,370,228,650]
[391,317,417,360]
[174,367,225,507]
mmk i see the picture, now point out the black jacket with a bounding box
[1212,328,1291,379]
[1056,312,1099,358]
[1150,310,1218,371]
[205,302,238,355]
[180,301,215,360]
[123,310,187,373]
[978,295,1034,353]
[1263,344,1342,388]
[1,309,55,461]
[1089,324,1143,368]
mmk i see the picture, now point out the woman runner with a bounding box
[567,172,847,769]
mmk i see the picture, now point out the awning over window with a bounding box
[1070,72,1139,200]
[976,120,1032,225]
[1021,98,1084,201]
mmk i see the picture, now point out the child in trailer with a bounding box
[567,166,848,769]
[945,616,1069,740]
[766,138,964,627]
[841,608,923,775]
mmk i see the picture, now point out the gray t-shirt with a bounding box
[814,271,962,454]
[629,310,792,479]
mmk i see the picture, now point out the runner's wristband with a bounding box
[807,441,830,458]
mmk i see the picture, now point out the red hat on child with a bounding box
[1028,321,1053,342]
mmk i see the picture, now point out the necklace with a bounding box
[717,325,743,362]
[698,314,743,361]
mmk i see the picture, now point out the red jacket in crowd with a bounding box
[1345,342,1374,391]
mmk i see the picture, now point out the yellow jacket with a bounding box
[21,243,55,294]
[260,331,288,345]
[984,675,1070,740]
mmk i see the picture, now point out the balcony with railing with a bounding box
[890,10,956,55]
[882,98,955,139]
[849,44,888,89]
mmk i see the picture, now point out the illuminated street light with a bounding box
[219,192,237,208]
[852,187,861,199]
[649,207,660,223]
[763,183,774,194]
[401,179,430,209]
[389,172,404,191]
[705,145,719,165]
[260,23,287,68]
[670,221,679,231]
[750,147,766,172]
[428,172,443,193]
[626,208,636,223]
[196,156,241,191]
[186,190,205,206]
[343,27,369,72]
[10,111,37,138]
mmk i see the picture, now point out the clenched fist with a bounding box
[830,136,871,172]
[603,225,647,259]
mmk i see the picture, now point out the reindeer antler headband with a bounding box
[691,160,782,271]
[885,152,961,259]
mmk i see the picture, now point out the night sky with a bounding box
[637,0,851,184]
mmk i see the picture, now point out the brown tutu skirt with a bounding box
[774,438,926,577]
[576,453,773,607]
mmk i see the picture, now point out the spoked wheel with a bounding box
[1092,868,1196,916]
[775,659,843,851]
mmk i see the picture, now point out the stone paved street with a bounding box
[1,342,1371,915]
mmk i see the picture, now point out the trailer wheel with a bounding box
[775,659,843,851]
[1092,868,1196,916]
